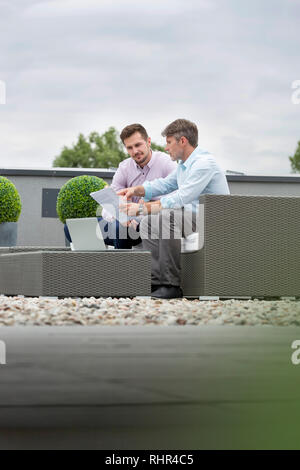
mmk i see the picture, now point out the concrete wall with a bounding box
[9,175,67,247]
[2,169,113,247]
[229,178,300,196]
[1,168,300,247]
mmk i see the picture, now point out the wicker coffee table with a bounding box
[0,249,151,298]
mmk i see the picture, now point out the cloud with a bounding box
[0,0,300,174]
[24,0,214,18]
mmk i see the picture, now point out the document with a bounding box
[90,187,140,223]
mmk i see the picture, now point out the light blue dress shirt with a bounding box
[143,146,230,212]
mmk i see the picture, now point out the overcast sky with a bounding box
[0,0,300,174]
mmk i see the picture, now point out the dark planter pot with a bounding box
[0,222,18,247]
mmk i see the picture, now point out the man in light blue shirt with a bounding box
[118,119,230,299]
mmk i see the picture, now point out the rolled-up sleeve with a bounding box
[143,169,178,201]
[160,162,217,208]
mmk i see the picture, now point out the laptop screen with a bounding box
[66,218,107,251]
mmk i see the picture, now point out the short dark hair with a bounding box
[162,119,198,147]
[120,123,148,144]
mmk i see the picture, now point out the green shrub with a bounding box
[0,176,22,223]
[56,175,107,223]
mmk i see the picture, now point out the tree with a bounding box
[289,141,300,173]
[53,127,166,169]
[53,127,127,169]
[151,141,165,152]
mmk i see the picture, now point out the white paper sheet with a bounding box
[90,187,140,223]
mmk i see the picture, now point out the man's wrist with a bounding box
[137,202,144,216]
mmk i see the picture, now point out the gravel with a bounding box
[0,295,300,326]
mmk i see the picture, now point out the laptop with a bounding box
[66,217,107,251]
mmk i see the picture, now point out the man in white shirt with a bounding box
[119,119,230,298]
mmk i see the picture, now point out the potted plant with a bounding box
[56,174,107,225]
[0,176,22,246]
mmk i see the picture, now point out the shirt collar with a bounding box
[180,146,208,169]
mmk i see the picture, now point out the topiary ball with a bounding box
[0,176,22,223]
[56,175,107,224]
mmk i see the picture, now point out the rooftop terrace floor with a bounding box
[0,324,299,449]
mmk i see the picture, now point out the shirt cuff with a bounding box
[143,181,152,201]
[160,195,177,209]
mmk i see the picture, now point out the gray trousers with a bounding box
[139,209,197,287]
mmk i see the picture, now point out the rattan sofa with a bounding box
[181,194,300,298]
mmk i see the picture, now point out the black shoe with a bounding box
[151,284,162,293]
[151,285,183,299]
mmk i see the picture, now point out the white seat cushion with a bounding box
[181,233,200,252]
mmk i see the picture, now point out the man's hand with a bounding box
[117,185,145,200]
[120,220,131,227]
[120,199,162,216]
[120,219,140,229]
[119,202,140,217]
[128,219,139,230]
